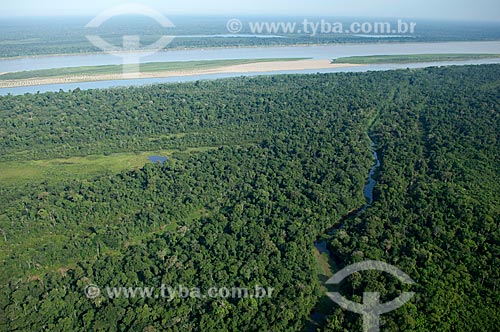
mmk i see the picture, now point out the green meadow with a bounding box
[333,53,500,64]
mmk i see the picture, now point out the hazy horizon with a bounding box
[1,0,499,22]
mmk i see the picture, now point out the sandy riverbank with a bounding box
[0,60,361,88]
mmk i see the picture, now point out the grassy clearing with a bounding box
[332,53,500,64]
[313,247,334,282]
[0,58,309,80]
[0,146,218,188]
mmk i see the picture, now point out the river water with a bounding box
[2,41,500,72]
[315,132,380,253]
[1,41,500,95]
[310,132,381,328]
[1,41,493,328]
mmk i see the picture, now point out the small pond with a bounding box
[148,156,168,164]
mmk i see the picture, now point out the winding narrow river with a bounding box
[362,134,381,207]
[317,132,380,244]
[310,131,381,328]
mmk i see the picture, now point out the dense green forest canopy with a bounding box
[0,65,499,331]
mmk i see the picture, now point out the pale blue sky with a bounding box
[1,0,500,21]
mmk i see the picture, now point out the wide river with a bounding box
[1,41,500,95]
